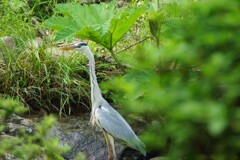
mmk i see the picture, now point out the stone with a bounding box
[4,114,34,136]
[0,36,16,51]
[2,114,145,160]
[25,37,43,49]
[0,36,16,62]
[48,115,125,160]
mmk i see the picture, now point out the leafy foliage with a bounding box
[0,0,34,39]
[44,1,145,50]
[28,0,70,19]
[0,97,69,159]
[148,0,182,46]
[104,0,240,159]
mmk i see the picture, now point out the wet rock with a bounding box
[7,114,34,127]
[4,114,34,136]
[48,115,125,160]
[2,114,145,160]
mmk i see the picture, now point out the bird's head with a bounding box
[59,42,90,54]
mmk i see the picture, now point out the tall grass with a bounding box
[0,0,33,39]
[0,44,92,115]
[0,0,94,115]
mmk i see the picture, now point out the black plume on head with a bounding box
[77,42,88,47]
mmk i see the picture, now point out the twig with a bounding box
[116,36,152,54]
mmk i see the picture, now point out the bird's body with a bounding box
[91,98,146,156]
[60,42,146,160]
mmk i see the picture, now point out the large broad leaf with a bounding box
[109,6,145,48]
[55,28,77,42]
[44,1,146,50]
[44,17,79,30]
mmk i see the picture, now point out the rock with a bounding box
[25,37,43,49]
[48,115,125,160]
[45,47,75,59]
[0,36,16,51]
[24,37,74,59]
[4,114,34,136]
[0,36,16,62]
[3,153,18,160]
[118,1,125,8]
[31,17,48,38]
[2,114,145,160]
[0,132,14,139]
[7,114,34,127]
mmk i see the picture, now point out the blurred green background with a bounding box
[105,0,240,159]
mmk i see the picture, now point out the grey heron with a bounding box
[60,42,146,160]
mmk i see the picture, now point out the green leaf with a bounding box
[77,27,111,49]
[44,17,79,30]
[55,28,76,42]
[110,6,146,48]
[44,1,145,50]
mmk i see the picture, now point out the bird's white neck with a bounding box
[84,48,102,107]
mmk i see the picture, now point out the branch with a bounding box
[108,36,152,74]
[116,36,152,54]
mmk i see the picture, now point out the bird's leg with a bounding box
[104,132,112,160]
[107,134,117,160]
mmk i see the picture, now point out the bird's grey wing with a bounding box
[96,103,134,140]
[95,101,146,155]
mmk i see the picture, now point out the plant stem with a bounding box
[116,36,152,54]
[109,49,126,74]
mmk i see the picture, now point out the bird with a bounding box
[60,42,146,160]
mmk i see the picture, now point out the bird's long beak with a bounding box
[59,45,77,50]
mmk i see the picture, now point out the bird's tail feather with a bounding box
[129,136,146,156]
